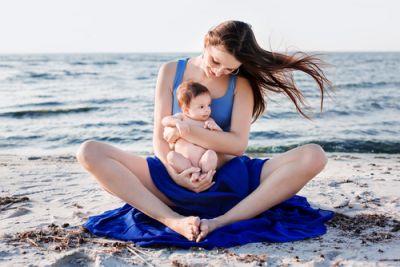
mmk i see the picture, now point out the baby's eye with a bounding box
[200,105,204,109]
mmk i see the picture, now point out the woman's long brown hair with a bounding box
[205,20,333,121]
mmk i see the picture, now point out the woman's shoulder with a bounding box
[234,76,253,96]
[156,60,179,94]
[159,60,178,75]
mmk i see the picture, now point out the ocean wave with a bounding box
[0,107,99,118]
[262,111,297,119]
[250,131,300,139]
[81,120,148,128]
[63,70,98,77]
[93,61,118,66]
[83,98,128,105]
[28,72,59,80]
[10,72,60,81]
[5,135,43,141]
[246,140,400,154]
[64,135,147,145]
[12,101,64,108]
[70,61,88,66]
[335,81,400,90]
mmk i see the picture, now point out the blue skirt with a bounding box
[83,155,334,249]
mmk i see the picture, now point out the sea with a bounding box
[0,52,399,155]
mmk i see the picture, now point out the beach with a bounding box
[1,152,399,266]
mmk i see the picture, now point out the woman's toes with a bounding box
[196,219,209,242]
[192,217,201,235]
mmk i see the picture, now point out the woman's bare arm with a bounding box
[153,61,177,166]
[161,113,184,128]
[179,77,254,156]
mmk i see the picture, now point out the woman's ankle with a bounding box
[160,213,184,227]
[210,217,225,229]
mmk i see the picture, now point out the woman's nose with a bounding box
[214,68,224,76]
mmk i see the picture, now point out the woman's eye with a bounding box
[200,105,204,108]
[212,58,219,65]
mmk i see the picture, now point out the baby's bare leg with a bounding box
[167,150,201,181]
[199,150,218,173]
[167,151,192,173]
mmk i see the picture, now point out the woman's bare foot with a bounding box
[196,218,220,242]
[167,216,201,241]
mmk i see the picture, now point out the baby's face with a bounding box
[184,93,212,121]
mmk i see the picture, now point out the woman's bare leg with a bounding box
[197,144,328,241]
[76,140,200,241]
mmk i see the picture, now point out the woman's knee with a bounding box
[76,140,103,169]
[300,144,328,174]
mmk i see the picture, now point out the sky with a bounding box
[0,0,399,53]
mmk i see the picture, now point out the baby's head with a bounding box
[177,81,212,121]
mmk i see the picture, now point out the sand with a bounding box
[0,152,399,266]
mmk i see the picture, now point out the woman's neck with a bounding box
[188,55,213,82]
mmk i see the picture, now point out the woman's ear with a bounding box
[203,35,209,48]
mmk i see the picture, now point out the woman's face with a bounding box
[202,45,241,78]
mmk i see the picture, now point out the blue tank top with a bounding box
[172,58,236,131]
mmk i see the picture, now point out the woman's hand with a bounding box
[190,170,216,193]
[163,126,180,143]
[166,166,215,193]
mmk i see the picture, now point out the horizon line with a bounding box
[1,50,400,55]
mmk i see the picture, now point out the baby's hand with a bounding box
[204,120,222,131]
[190,172,201,182]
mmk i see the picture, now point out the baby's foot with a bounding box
[190,172,201,182]
[168,216,200,241]
[196,218,220,242]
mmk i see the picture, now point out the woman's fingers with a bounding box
[192,170,215,192]
[200,170,215,181]
[163,127,178,142]
[163,127,172,139]
[180,167,200,178]
[195,181,215,193]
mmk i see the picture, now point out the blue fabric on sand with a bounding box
[83,155,334,249]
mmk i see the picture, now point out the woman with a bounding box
[77,20,332,245]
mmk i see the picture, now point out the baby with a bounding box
[162,81,222,181]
